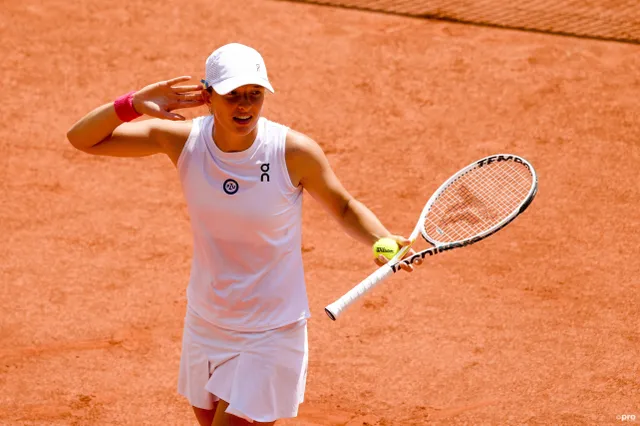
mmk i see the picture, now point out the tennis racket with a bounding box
[325,153,538,321]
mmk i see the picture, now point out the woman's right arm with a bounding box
[66,76,204,159]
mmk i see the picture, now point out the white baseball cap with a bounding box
[202,43,274,95]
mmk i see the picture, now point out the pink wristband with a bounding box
[114,91,142,122]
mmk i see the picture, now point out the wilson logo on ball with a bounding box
[375,247,396,253]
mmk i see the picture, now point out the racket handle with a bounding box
[325,264,394,321]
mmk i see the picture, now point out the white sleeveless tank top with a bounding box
[177,115,310,331]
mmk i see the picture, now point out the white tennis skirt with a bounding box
[177,308,308,423]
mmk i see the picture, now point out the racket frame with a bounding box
[324,153,538,320]
[391,153,537,271]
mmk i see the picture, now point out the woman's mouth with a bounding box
[233,115,252,125]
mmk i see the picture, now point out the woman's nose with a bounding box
[238,95,252,109]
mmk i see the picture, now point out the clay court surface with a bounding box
[1,0,639,424]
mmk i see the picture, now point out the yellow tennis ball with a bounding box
[372,237,400,260]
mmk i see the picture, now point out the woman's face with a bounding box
[208,85,265,136]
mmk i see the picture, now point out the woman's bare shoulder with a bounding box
[285,128,319,155]
[285,129,328,187]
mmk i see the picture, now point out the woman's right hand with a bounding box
[132,76,205,121]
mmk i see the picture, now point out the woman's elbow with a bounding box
[66,124,85,150]
[66,126,102,152]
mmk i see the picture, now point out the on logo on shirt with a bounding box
[261,163,270,182]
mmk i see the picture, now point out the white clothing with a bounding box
[177,115,310,332]
[178,307,308,422]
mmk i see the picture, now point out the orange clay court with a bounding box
[1,1,639,425]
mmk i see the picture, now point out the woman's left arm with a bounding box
[286,130,414,271]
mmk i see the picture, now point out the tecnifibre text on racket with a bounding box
[325,153,538,321]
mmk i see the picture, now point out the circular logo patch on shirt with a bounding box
[223,179,239,195]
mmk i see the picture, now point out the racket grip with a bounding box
[325,264,394,321]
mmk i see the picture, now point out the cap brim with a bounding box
[212,75,275,95]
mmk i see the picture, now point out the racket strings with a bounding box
[439,169,527,237]
[464,163,529,214]
[424,161,532,242]
[429,164,530,239]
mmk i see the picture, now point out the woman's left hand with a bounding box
[374,235,419,272]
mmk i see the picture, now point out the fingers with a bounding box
[395,252,415,272]
[175,92,204,102]
[388,258,414,272]
[374,254,414,272]
[165,75,194,86]
[145,103,187,121]
[183,99,206,107]
[179,101,206,110]
[399,261,415,272]
[392,235,416,271]
[168,99,205,111]
[173,84,203,93]
[160,110,187,121]
[390,235,411,247]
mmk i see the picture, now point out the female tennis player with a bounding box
[66,43,417,426]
